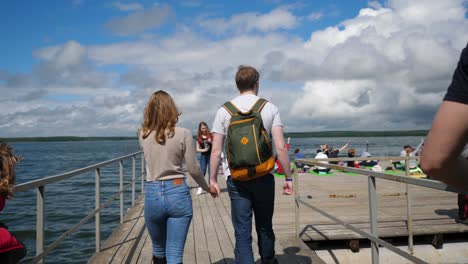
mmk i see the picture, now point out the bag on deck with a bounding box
[223,98,275,181]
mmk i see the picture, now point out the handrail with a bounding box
[296,159,463,194]
[297,198,426,264]
[13,151,142,193]
[31,176,139,263]
[293,156,459,264]
[12,151,145,263]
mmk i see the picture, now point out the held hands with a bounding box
[209,183,220,198]
[283,181,293,195]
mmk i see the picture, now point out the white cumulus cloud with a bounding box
[198,7,298,35]
[1,1,468,136]
[105,4,173,35]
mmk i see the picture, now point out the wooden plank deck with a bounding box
[293,167,468,242]
[88,173,324,264]
[88,168,468,263]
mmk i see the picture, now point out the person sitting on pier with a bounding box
[392,140,424,174]
[139,91,215,264]
[0,143,27,264]
[293,148,304,172]
[322,142,350,165]
[358,143,378,167]
[313,149,331,174]
[359,152,378,167]
[346,148,359,168]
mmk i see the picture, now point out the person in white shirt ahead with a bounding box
[209,65,293,264]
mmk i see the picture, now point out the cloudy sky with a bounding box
[1,0,467,137]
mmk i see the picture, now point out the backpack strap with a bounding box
[223,98,268,116]
[222,101,240,116]
[250,98,268,113]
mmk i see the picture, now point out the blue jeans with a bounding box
[227,174,276,264]
[144,179,193,264]
[199,153,210,181]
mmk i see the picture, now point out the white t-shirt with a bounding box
[211,94,283,136]
[212,94,283,180]
[314,152,329,170]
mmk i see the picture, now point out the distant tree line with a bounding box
[0,130,428,142]
[0,136,137,142]
[284,130,428,138]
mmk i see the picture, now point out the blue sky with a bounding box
[2,0,370,73]
[1,0,468,136]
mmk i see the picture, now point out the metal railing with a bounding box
[13,151,145,263]
[293,155,464,264]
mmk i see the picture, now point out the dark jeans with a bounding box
[359,160,378,167]
[0,243,26,264]
[458,194,468,220]
[227,174,276,264]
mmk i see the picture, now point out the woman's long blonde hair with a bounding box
[0,143,21,198]
[141,90,180,144]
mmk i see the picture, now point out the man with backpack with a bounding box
[209,65,293,264]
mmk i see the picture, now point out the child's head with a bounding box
[0,143,21,198]
[294,149,300,154]
[348,148,355,157]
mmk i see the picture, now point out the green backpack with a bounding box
[223,98,275,181]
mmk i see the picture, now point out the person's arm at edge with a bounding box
[420,101,468,191]
[184,130,210,192]
[412,138,424,156]
[209,133,224,196]
[271,126,293,195]
[338,141,351,152]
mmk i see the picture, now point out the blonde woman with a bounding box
[139,91,212,264]
[0,143,27,263]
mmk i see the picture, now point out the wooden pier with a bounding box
[87,174,324,264]
[294,169,468,243]
[88,167,468,264]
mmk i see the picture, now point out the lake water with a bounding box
[3,136,424,263]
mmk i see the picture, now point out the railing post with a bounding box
[95,168,101,253]
[120,160,124,224]
[36,185,45,264]
[405,154,414,254]
[293,164,299,238]
[132,156,136,206]
[141,154,145,194]
[368,176,379,264]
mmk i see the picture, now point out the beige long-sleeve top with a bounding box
[139,127,210,191]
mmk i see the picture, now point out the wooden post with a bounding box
[36,186,45,264]
[293,164,300,238]
[132,156,136,206]
[405,154,414,254]
[120,160,124,223]
[368,176,379,264]
[95,168,101,253]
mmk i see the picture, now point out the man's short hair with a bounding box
[235,65,259,92]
